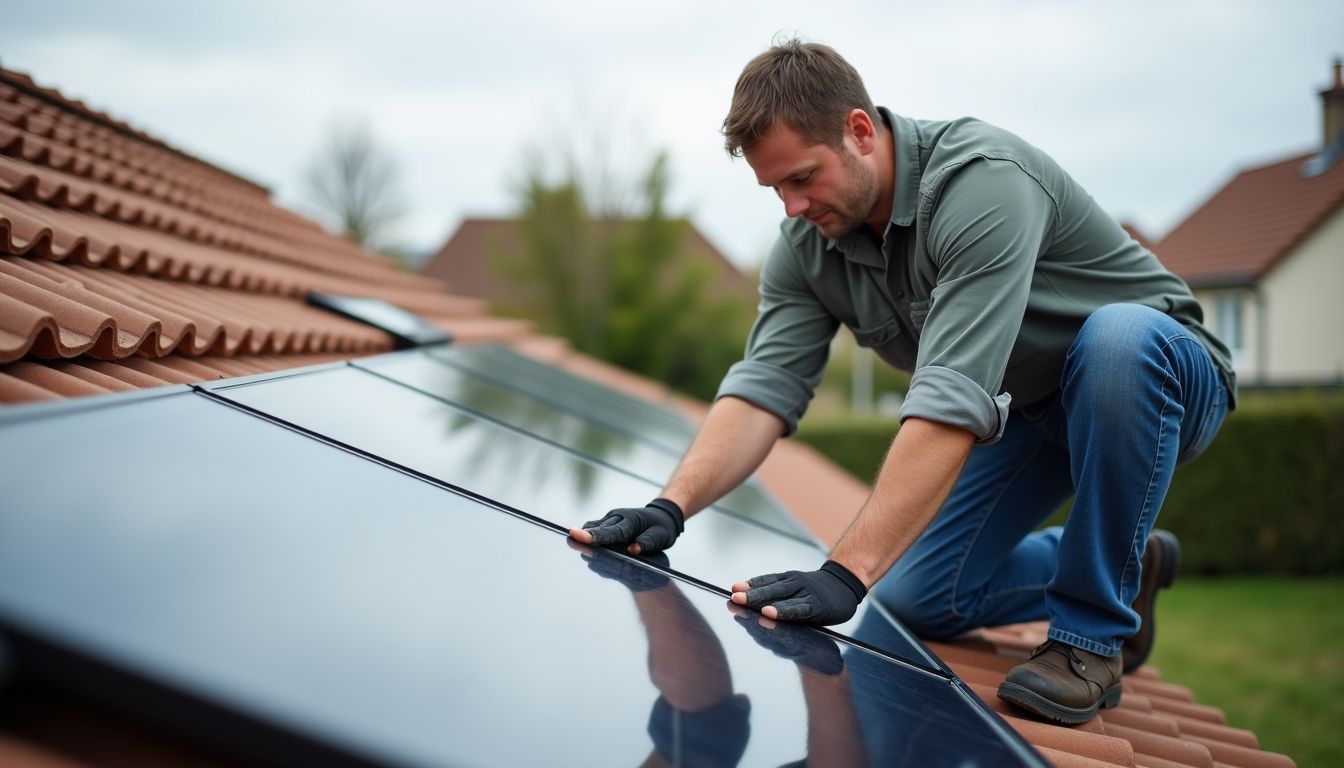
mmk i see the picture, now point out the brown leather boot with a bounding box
[1122,529,1181,673]
[997,640,1123,724]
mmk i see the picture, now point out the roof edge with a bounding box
[1155,147,1321,244]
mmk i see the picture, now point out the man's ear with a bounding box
[847,108,878,155]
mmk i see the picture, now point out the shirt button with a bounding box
[896,291,905,298]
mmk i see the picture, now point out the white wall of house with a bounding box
[1261,206,1344,384]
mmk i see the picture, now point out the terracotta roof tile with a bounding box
[1153,149,1344,285]
[0,258,393,364]
[0,367,60,401]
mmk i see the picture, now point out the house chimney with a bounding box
[1323,57,1344,148]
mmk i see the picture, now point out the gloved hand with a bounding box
[576,498,684,554]
[730,607,845,675]
[731,560,867,626]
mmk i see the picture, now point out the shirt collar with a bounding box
[828,107,920,265]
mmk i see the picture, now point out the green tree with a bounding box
[497,152,753,401]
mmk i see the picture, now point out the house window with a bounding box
[1215,292,1246,363]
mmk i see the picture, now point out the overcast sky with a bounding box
[4,1,1341,267]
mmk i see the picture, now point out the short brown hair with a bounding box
[722,38,878,157]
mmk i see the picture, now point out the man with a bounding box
[569,39,1233,725]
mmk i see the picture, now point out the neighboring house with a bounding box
[0,67,1295,768]
[422,216,757,310]
[1151,61,1344,387]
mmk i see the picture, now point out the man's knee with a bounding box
[1064,304,1174,399]
[1071,304,1169,362]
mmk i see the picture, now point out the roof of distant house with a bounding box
[1153,148,1344,287]
[423,216,756,307]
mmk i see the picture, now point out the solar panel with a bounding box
[199,365,928,653]
[0,388,1041,766]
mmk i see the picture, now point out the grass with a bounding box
[1147,577,1344,768]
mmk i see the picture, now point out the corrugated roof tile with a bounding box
[0,368,61,402]
[8,360,121,396]
[50,360,144,392]
[0,258,394,364]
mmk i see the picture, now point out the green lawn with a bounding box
[1147,578,1344,768]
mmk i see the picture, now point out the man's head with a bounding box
[722,38,878,158]
[724,39,889,239]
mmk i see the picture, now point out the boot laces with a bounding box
[1031,640,1091,677]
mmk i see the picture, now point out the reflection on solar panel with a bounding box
[430,345,696,452]
[355,350,813,540]
[0,348,1046,767]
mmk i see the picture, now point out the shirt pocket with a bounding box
[909,299,931,334]
[850,315,902,348]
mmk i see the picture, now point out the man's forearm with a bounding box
[660,396,786,520]
[829,417,975,588]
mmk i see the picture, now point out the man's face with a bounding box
[744,122,881,239]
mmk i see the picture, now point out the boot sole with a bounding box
[997,681,1123,725]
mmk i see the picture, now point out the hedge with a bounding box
[794,399,1344,575]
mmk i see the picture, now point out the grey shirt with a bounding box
[716,108,1235,441]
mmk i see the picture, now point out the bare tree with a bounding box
[304,119,406,252]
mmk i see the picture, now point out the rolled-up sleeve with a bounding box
[899,366,1013,442]
[715,233,839,435]
[902,158,1057,444]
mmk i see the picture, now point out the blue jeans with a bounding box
[872,304,1230,657]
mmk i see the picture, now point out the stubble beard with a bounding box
[810,146,882,239]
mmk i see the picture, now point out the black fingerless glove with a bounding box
[739,560,867,625]
[581,498,684,552]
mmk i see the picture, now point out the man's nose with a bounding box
[781,190,810,218]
